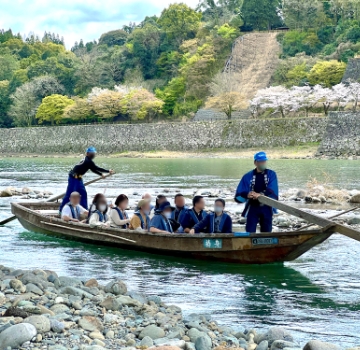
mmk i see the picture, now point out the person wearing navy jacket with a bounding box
[150,201,174,234]
[171,193,188,233]
[190,199,232,234]
[60,147,114,211]
[180,195,208,233]
[234,151,279,233]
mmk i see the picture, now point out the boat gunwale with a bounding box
[11,201,326,238]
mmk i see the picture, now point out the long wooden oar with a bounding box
[295,206,359,232]
[0,173,114,226]
[258,196,360,243]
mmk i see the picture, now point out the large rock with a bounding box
[104,279,127,295]
[255,327,294,347]
[303,340,342,350]
[50,303,70,314]
[78,316,104,332]
[271,340,299,350]
[256,340,269,350]
[100,296,121,311]
[0,188,13,197]
[350,194,360,203]
[0,323,37,348]
[24,315,51,333]
[26,282,44,295]
[55,276,82,288]
[139,324,166,340]
[195,336,212,350]
[141,336,154,347]
[50,319,65,333]
[9,279,26,292]
[188,328,211,344]
[116,295,142,307]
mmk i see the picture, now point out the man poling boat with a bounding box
[59,147,114,211]
[235,152,279,233]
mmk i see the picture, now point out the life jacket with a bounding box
[171,206,188,222]
[159,214,173,233]
[134,211,150,231]
[209,212,227,233]
[113,208,129,229]
[66,203,81,220]
[189,208,207,224]
[93,210,108,223]
[243,169,270,217]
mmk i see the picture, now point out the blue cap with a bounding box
[254,151,268,162]
[86,146,97,153]
[158,201,175,212]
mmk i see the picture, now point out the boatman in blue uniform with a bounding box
[235,152,278,233]
[60,147,114,211]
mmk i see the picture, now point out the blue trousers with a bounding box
[246,205,273,233]
[60,176,88,211]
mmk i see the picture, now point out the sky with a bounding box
[0,0,198,48]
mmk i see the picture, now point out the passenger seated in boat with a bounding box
[89,196,110,227]
[142,193,154,211]
[150,201,174,234]
[61,191,88,223]
[110,194,130,229]
[88,193,105,216]
[189,199,232,234]
[180,195,208,233]
[155,194,167,212]
[171,193,188,233]
[130,199,151,231]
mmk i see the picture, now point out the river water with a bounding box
[1,157,360,347]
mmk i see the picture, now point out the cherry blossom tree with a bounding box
[346,81,360,112]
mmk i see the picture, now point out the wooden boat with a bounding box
[11,200,340,264]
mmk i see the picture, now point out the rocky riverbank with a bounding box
[0,266,354,350]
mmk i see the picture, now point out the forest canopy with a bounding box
[1,0,360,127]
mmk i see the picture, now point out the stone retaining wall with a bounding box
[0,118,327,154]
[317,112,360,157]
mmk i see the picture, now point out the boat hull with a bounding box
[12,202,333,264]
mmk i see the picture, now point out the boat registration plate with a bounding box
[252,237,279,246]
[203,238,222,249]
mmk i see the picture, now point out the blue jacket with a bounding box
[235,169,278,216]
[180,208,208,231]
[193,212,232,234]
[150,214,173,233]
[171,206,188,233]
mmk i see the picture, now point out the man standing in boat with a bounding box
[235,152,278,233]
[60,147,114,211]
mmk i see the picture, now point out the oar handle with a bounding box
[45,172,115,203]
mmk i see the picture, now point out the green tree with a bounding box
[308,60,346,87]
[0,80,12,127]
[158,4,202,46]
[36,94,74,125]
[99,30,128,46]
[155,77,186,115]
[0,54,19,81]
[123,89,164,121]
[283,0,324,29]
[130,23,162,79]
[9,76,64,126]
[241,0,282,30]
[63,97,94,123]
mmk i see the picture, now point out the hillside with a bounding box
[225,31,281,100]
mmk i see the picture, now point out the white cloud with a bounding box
[0,0,199,48]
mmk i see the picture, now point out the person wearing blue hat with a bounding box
[234,151,278,233]
[150,201,175,234]
[59,147,114,211]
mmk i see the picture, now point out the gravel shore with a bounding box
[0,266,354,350]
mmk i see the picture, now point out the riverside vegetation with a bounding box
[0,265,355,350]
[1,1,360,126]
